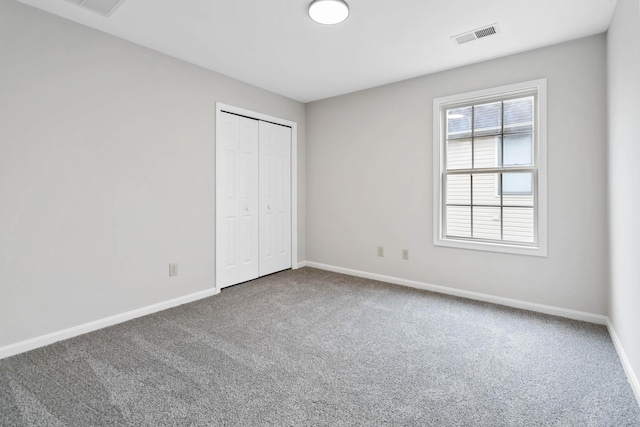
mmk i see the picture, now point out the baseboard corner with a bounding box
[606,318,640,408]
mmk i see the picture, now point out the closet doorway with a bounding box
[215,103,298,289]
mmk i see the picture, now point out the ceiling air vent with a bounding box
[64,0,126,17]
[452,24,500,45]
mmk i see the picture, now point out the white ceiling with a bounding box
[16,0,617,103]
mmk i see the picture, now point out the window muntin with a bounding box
[434,80,547,256]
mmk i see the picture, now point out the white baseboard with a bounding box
[607,319,640,407]
[297,261,309,269]
[0,287,219,361]
[304,261,608,325]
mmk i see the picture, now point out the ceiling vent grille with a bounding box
[452,24,500,45]
[64,0,126,17]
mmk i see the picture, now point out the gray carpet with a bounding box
[1,267,639,426]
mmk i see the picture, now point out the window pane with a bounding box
[473,102,502,136]
[502,173,534,206]
[502,172,533,195]
[472,173,500,206]
[504,97,533,134]
[446,106,472,139]
[472,206,501,240]
[446,174,470,205]
[503,133,533,166]
[474,136,501,168]
[503,207,534,243]
[446,138,471,170]
[446,206,471,238]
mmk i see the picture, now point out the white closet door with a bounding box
[216,112,260,288]
[259,121,292,276]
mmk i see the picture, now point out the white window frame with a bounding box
[433,79,548,257]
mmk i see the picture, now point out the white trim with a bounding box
[215,103,299,292]
[431,238,546,257]
[0,287,219,361]
[432,78,548,257]
[297,261,309,269]
[607,319,640,407]
[305,261,607,325]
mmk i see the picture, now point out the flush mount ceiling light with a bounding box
[308,0,350,25]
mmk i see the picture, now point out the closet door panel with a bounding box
[259,122,292,276]
[216,113,259,288]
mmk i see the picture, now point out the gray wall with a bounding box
[0,0,305,348]
[306,34,608,315]
[607,0,640,397]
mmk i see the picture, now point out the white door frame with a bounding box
[215,102,298,292]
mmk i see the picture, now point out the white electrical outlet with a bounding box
[377,246,384,257]
[169,263,178,277]
[402,249,409,260]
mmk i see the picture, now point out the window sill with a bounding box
[434,237,547,257]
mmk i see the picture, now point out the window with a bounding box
[433,79,547,256]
